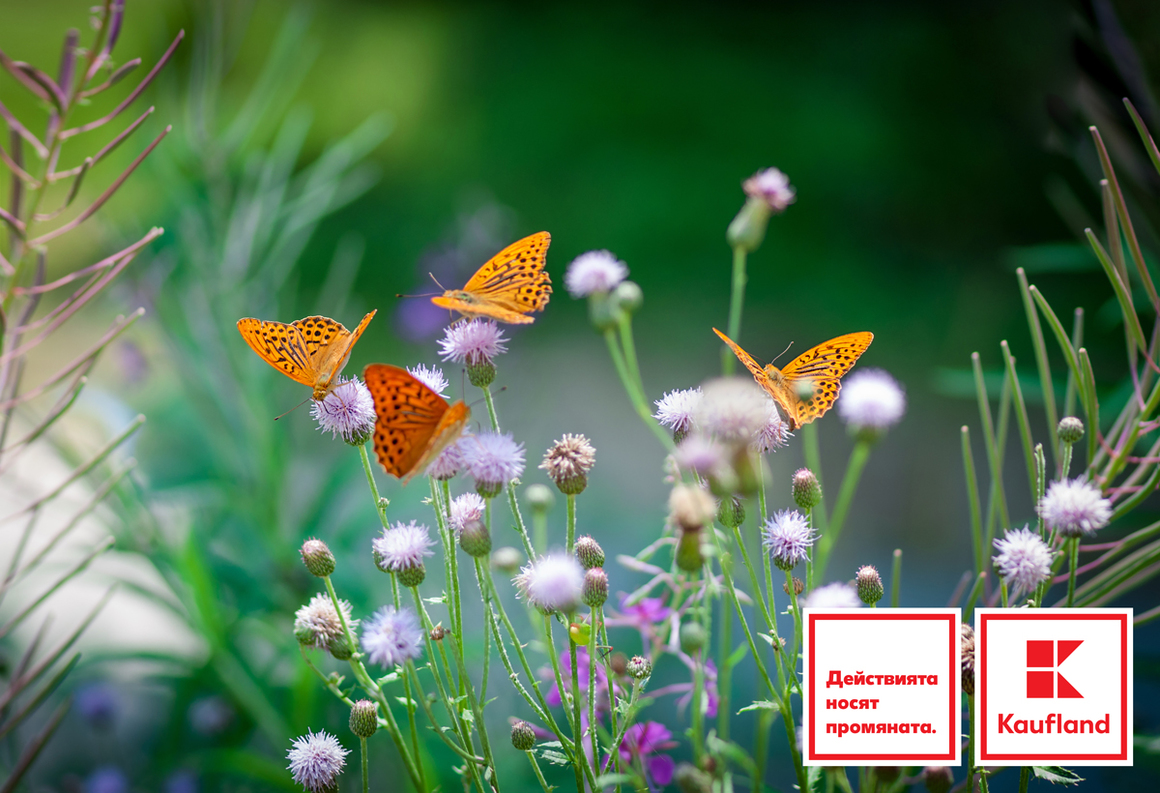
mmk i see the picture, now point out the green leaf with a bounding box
[728,641,750,667]
[737,700,779,715]
[808,765,825,793]
[540,749,571,766]
[593,774,635,788]
[1032,766,1085,785]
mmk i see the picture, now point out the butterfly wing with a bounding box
[431,231,552,323]
[293,310,376,394]
[364,364,470,483]
[713,328,797,420]
[237,318,319,387]
[779,332,874,426]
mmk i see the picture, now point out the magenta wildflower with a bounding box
[448,492,487,535]
[1037,479,1112,538]
[654,387,702,440]
[438,319,508,365]
[743,168,796,212]
[427,439,465,480]
[992,526,1053,596]
[838,369,906,431]
[762,509,816,571]
[616,722,677,786]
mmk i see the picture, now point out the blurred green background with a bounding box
[6,0,1160,790]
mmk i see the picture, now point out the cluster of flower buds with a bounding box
[565,250,644,332]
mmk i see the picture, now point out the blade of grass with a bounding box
[1124,98,1160,180]
[1079,348,1100,466]
[961,426,984,576]
[1017,268,1059,466]
[1064,308,1084,419]
[0,700,69,793]
[1085,229,1148,350]
[1000,341,1038,497]
[973,352,1010,533]
[1100,181,1129,285]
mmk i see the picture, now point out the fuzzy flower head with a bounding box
[762,509,816,571]
[565,250,628,297]
[673,433,729,479]
[753,398,791,453]
[462,431,525,496]
[373,521,434,574]
[743,168,796,213]
[1037,478,1112,538]
[540,433,596,494]
[993,526,1053,597]
[438,319,508,365]
[406,364,449,398]
[448,492,487,535]
[427,438,465,480]
[801,582,862,610]
[287,730,349,793]
[311,377,375,446]
[654,387,703,441]
[695,377,769,445]
[514,551,585,614]
[838,369,906,437]
[360,605,424,668]
[294,594,357,651]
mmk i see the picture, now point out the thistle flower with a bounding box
[1037,478,1112,538]
[448,492,487,535]
[992,526,1053,597]
[287,730,349,793]
[961,624,976,696]
[372,521,435,587]
[349,700,378,738]
[922,766,954,793]
[311,377,376,446]
[743,167,796,213]
[627,655,652,679]
[801,582,862,610]
[695,377,769,444]
[511,720,536,751]
[673,433,729,479]
[514,551,585,613]
[360,605,425,668]
[1058,416,1085,445]
[856,565,884,605]
[540,433,596,495]
[406,364,449,397]
[565,250,628,297]
[654,387,702,442]
[462,432,525,497]
[753,400,790,453]
[762,509,816,571]
[426,439,465,480]
[439,319,507,387]
[669,484,716,532]
[459,519,492,558]
[838,369,906,437]
[294,594,357,652]
[792,468,822,510]
[574,535,605,569]
[491,546,524,573]
[300,538,336,578]
[583,567,609,608]
[716,496,745,529]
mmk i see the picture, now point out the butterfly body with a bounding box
[430,231,552,324]
[237,311,376,400]
[714,327,873,431]
[363,364,470,483]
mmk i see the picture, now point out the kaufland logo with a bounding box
[976,610,1132,766]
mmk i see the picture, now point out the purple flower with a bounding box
[287,730,349,792]
[1037,479,1112,538]
[294,594,357,651]
[406,364,449,397]
[514,551,584,613]
[653,387,702,437]
[449,492,487,535]
[695,378,769,444]
[565,250,628,297]
[673,434,728,478]
[993,526,1054,597]
[753,399,790,453]
[310,377,376,445]
[373,521,435,572]
[617,722,677,786]
[617,595,671,628]
[438,319,508,365]
[462,432,526,495]
[762,509,816,571]
[838,369,906,432]
[427,438,465,480]
[545,647,613,712]
[743,167,796,212]
[75,682,119,727]
[360,606,424,668]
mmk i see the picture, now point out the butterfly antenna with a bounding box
[274,397,310,421]
[467,385,507,411]
[428,272,447,291]
[770,341,795,365]
[395,290,440,299]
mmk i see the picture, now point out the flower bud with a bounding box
[874,767,901,783]
[675,529,704,572]
[300,538,335,578]
[511,720,536,751]
[575,536,605,569]
[467,360,496,388]
[491,546,524,573]
[674,762,713,793]
[612,280,643,314]
[295,624,318,647]
[716,496,745,529]
[792,468,822,511]
[349,699,378,738]
[670,484,715,532]
[525,483,555,512]
[458,519,492,558]
[328,633,353,661]
[627,655,652,679]
[922,766,954,793]
[856,565,884,605]
[541,434,596,495]
[588,292,623,331]
[726,197,773,254]
[679,621,708,654]
[397,563,426,588]
[783,577,804,596]
[1058,416,1084,445]
[582,568,609,608]
[475,478,503,499]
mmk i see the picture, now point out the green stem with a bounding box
[618,310,645,396]
[967,695,976,793]
[802,423,829,534]
[549,617,588,793]
[357,443,390,529]
[1067,538,1080,608]
[816,439,871,582]
[723,246,748,376]
[566,494,577,551]
[890,549,902,608]
[602,327,673,449]
[480,384,537,559]
[588,606,600,776]
[717,590,732,742]
[526,751,554,793]
[753,708,773,793]
[1018,766,1030,793]
[360,736,369,793]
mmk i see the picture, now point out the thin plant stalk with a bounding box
[723,245,747,376]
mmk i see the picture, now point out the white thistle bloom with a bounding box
[801,582,862,610]
[287,730,349,792]
[565,250,628,297]
[838,369,906,432]
[1037,479,1112,538]
[513,552,585,613]
[695,378,768,444]
[993,526,1054,596]
[406,364,449,397]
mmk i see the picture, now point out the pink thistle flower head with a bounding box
[449,492,487,535]
[801,582,862,610]
[838,369,906,435]
[287,730,349,793]
[514,551,585,614]
[372,521,434,573]
[438,319,508,365]
[743,168,796,213]
[565,250,628,297]
[1037,479,1111,538]
[762,509,816,571]
[992,526,1053,596]
[311,377,376,446]
[695,377,769,444]
[654,387,702,442]
[753,399,790,453]
[462,431,525,497]
[673,433,728,478]
[406,364,449,398]
[427,438,465,480]
[360,605,424,668]
[294,594,357,651]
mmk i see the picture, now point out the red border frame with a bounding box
[978,612,1129,762]
[807,613,957,762]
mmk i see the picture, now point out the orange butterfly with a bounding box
[431,232,552,324]
[714,328,874,431]
[237,311,376,400]
[363,364,471,483]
